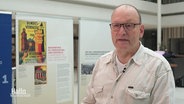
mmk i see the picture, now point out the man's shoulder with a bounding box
[101,51,113,56]
[97,51,114,63]
[144,47,164,59]
[143,47,171,69]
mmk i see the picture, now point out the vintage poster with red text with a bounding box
[18,20,46,65]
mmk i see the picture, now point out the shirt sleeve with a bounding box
[81,82,96,104]
[151,65,175,104]
[81,60,100,104]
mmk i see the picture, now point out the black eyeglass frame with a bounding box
[109,23,141,31]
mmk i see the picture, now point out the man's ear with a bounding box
[139,24,144,38]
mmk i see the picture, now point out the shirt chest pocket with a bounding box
[127,88,150,99]
[124,88,151,104]
[93,82,113,98]
[94,86,104,98]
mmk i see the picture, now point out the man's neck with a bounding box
[116,43,140,64]
[117,52,132,64]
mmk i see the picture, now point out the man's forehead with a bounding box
[116,5,137,13]
[112,6,139,19]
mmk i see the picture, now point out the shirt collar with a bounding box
[105,42,145,66]
[131,43,144,65]
[103,50,116,65]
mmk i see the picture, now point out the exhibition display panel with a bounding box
[78,19,114,104]
[15,13,74,104]
[0,11,12,104]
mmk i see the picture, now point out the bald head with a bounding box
[111,4,142,23]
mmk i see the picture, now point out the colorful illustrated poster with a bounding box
[34,65,47,85]
[18,20,46,65]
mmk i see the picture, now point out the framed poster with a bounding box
[18,20,46,65]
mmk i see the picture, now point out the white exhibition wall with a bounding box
[15,13,74,104]
[78,19,114,103]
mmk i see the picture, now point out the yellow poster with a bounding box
[19,20,46,64]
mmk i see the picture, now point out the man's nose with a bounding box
[118,25,126,33]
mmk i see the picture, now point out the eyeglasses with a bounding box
[109,23,141,31]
